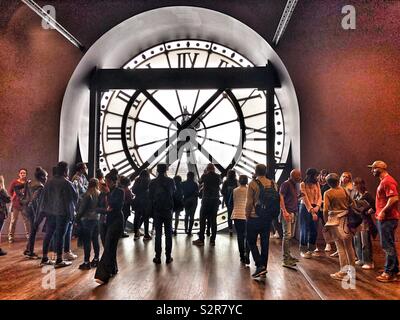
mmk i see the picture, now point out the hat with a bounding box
[367,160,387,169]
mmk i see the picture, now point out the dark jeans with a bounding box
[95,221,123,283]
[81,219,100,262]
[174,210,182,232]
[377,220,399,275]
[199,198,219,241]
[246,216,272,268]
[299,204,318,252]
[27,211,46,254]
[184,200,197,234]
[134,208,149,235]
[154,214,173,259]
[122,208,130,234]
[0,215,4,234]
[354,230,373,264]
[64,221,73,253]
[234,219,250,259]
[42,215,70,261]
[271,217,283,238]
[227,206,233,231]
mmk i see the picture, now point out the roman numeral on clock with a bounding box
[106,126,132,141]
[111,158,136,177]
[177,52,199,68]
[116,91,141,109]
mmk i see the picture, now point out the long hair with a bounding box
[0,175,5,190]
[137,170,150,188]
[304,168,318,185]
[353,177,367,194]
[86,178,100,197]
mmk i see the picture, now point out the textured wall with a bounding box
[0,0,399,237]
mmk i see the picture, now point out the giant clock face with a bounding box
[98,39,287,232]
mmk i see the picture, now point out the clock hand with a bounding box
[130,90,224,179]
[190,141,226,175]
[142,90,181,129]
[179,89,224,131]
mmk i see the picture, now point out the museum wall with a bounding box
[0,0,399,237]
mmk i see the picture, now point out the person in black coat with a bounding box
[193,163,221,246]
[221,169,238,236]
[182,172,199,235]
[173,175,184,235]
[95,173,125,285]
[132,170,152,240]
[149,164,176,264]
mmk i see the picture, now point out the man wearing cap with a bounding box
[368,160,399,282]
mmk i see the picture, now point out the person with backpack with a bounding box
[24,167,48,259]
[230,175,250,265]
[172,175,184,235]
[245,164,280,278]
[221,170,238,236]
[8,168,31,243]
[193,163,221,247]
[95,172,125,284]
[182,172,199,236]
[132,170,152,241]
[0,175,11,256]
[279,169,302,269]
[149,164,175,264]
[299,168,322,259]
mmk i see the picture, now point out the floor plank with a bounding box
[0,234,398,300]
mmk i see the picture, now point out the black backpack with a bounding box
[255,180,280,219]
[152,180,174,213]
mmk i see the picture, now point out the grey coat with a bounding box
[39,176,78,219]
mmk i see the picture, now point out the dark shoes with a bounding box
[153,257,162,264]
[143,234,152,241]
[90,259,99,268]
[210,240,215,246]
[121,233,130,238]
[0,248,7,256]
[192,239,204,246]
[173,230,177,236]
[23,250,30,256]
[240,256,250,265]
[166,257,173,264]
[54,260,72,269]
[79,262,91,270]
[27,252,41,260]
[252,267,267,278]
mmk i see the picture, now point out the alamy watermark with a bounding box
[41,265,56,290]
[41,5,56,30]
[341,5,356,30]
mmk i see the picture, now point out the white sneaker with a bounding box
[324,244,332,252]
[314,247,320,252]
[330,251,339,257]
[300,251,312,259]
[362,263,374,270]
[355,260,364,266]
[64,251,78,261]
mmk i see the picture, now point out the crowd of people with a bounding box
[0,159,399,285]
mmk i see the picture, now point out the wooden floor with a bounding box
[0,233,399,300]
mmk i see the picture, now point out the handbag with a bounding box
[343,188,363,230]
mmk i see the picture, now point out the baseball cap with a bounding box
[367,160,387,169]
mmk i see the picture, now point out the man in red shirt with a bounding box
[368,160,399,282]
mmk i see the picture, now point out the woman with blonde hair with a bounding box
[76,178,101,270]
[0,176,11,256]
